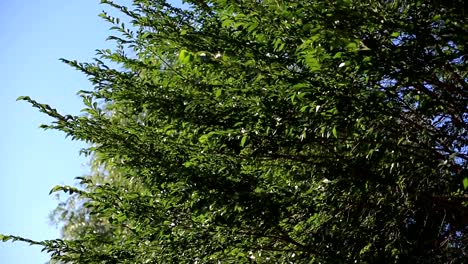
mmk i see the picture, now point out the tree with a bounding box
[48,152,140,251]
[2,0,467,263]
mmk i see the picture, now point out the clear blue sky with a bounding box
[0,1,122,263]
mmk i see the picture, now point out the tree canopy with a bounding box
[1,0,467,263]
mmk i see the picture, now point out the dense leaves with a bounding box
[2,0,467,263]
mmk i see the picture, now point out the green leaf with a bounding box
[178,49,193,63]
[304,55,321,71]
[199,134,209,143]
[463,178,468,189]
[332,127,338,138]
[240,135,247,147]
[397,137,405,145]
[333,52,343,59]
[0,234,9,242]
[346,41,359,51]
[16,96,31,101]
[49,185,62,195]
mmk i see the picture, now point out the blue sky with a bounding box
[0,0,121,262]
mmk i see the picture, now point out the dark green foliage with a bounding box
[2,0,468,263]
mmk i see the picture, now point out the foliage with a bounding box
[2,0,468,263]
